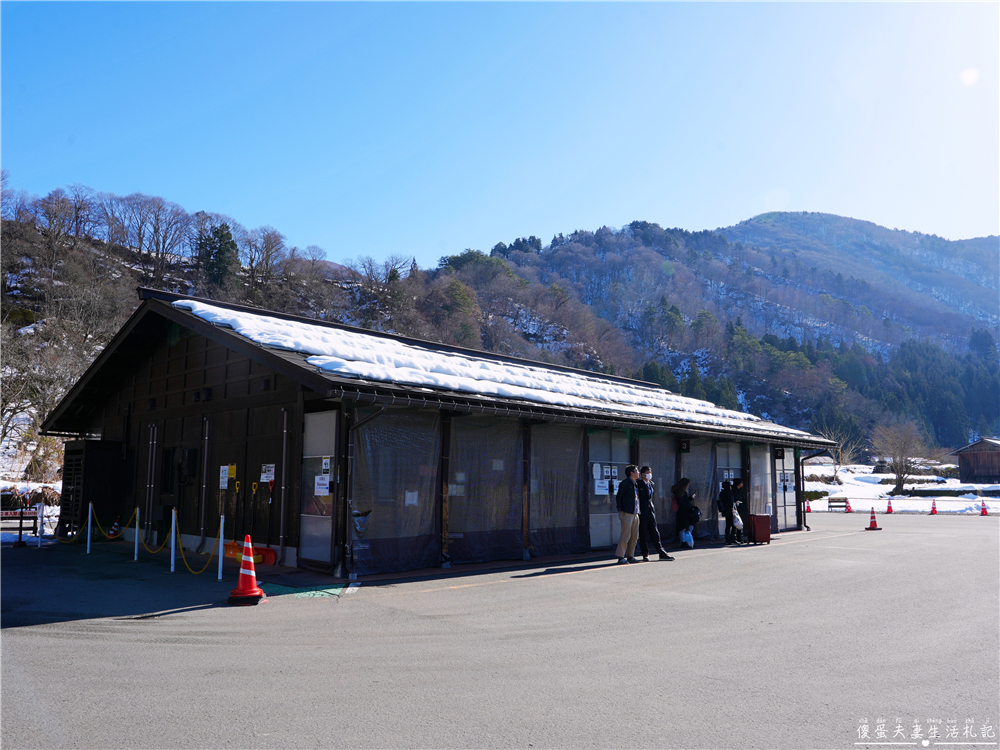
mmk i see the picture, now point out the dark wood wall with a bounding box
[958,446,1000,483]
[84,324,305,546]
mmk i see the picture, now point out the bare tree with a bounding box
[871,420,930,494]
[147,197,190,283]
[817,424,864,482]
[32,189,75,290]
[66,183,97,242]
[0,168,12,220]
[0,323,36,449]
[348,255,413,330]
[95,192,128,250]
[240,226,286,294]
[120,192,156,279]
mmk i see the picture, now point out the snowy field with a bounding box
[804,464,998,514]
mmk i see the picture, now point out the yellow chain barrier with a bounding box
[54,506,226,576]
[177,525,221,575]
[92,508,137,540]
[55,523,86,543]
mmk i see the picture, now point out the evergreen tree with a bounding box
[197,223,239,290]
[683,362,707,401]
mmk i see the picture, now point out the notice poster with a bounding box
[594,479,609,495]
[592,463,602,480]
[314,475,330,496]
[261,464,275,482]
[405,490,418,507]
[219,466,229,489]
[322,457,330,475]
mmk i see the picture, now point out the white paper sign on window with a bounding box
[314,475,330,495]
[594,479,609,495]
[404,490,418,507]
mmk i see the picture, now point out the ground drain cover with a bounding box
[260,582,347,598]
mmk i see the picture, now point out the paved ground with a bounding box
[2,514,998,749]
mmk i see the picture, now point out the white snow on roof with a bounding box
[173,300,817,440]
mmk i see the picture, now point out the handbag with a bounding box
[732,511,744,530]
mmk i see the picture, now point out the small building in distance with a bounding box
[949,438,1000,484]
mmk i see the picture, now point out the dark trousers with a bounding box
[638,513,666,557]
[724,512,736,543]
[725,512,743,543]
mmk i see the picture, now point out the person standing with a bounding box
[637,465,674,561]
[672,477,699,549]
[718,480,738,545]
[614,465,641,564]
[732,477,745,544]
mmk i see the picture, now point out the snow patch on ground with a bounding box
[804,464,998,514]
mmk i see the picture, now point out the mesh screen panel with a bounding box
[351,407,441,575]
[682,438,718,540]
[748,444,773,517]
[447,415,524,563]
[638,434,677,536]
[529,423,588,556]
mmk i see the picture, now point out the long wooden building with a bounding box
[42,289,833,577]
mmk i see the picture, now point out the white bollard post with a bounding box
[170,509,177,572]
[87,503,93,554]
[37,503,43,548]
[134,507,140,561]
[217,514,225,581]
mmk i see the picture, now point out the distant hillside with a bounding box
[719,212,998,335]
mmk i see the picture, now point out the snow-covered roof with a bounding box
[173,299,823,444]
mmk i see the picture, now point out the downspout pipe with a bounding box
[196,417,209,553]
[278,407,289,565]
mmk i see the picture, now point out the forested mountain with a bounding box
[2,175,998,481]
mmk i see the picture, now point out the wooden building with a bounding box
[42,289,833,577]
[949,438,1000,484]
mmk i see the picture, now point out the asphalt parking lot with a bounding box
[2,513,998,750]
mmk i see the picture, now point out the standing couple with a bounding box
[614,464,675,564]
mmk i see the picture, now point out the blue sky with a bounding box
[2,2,997,269]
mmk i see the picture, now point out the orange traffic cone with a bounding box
[228,535,264,606]
[108,518,121,538]
[864,507,881,531]
[886,499,893,514]
[845,499,852,513]
[805,498,812,513]
[930,500,937,515]
[981,499,989,516]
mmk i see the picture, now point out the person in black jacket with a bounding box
[672,478,699,549]
[637,465,674,561]
[731,477,745,544]
[717,480,739,545]
[614,465,641,564]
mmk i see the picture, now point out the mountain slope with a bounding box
[718,212,998,329]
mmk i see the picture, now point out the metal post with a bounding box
[197,416,209,553]
[13,506,27,548]
[37,503,43,548]
[134,507,140,561]
[217,514,225,581]
[170,508,176,572]
[87,502,93,554]
[278,407,288,565]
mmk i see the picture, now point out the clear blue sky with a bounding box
[3,2,997,269]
